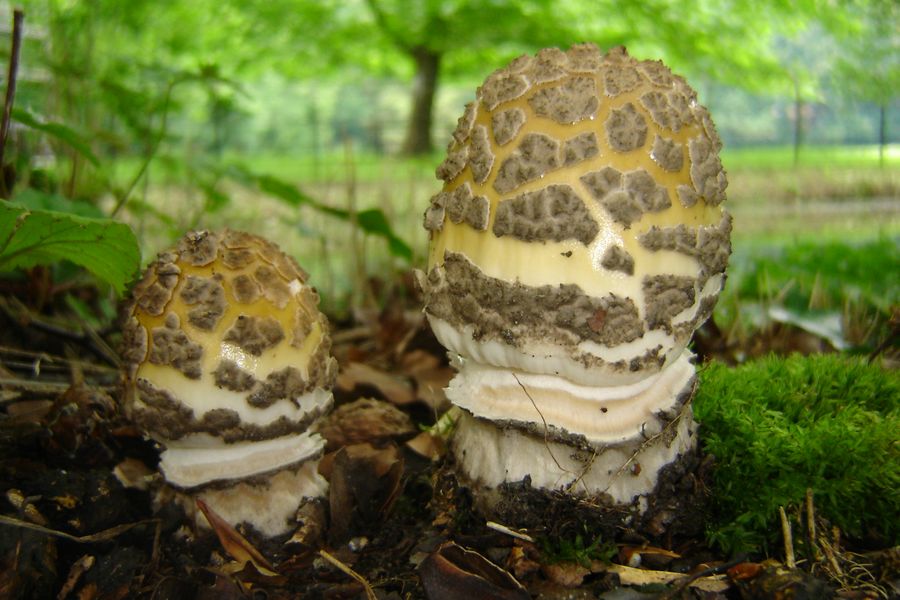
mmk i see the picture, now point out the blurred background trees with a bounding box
[0,0,896,318]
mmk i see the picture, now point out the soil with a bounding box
[0,281,895,600]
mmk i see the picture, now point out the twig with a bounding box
[318,549,377,600]
[0,377,116,397]
[0,345,116,374]
[0,513,158,543]
[602,382,695,495]
[0,8,23,199]
[780,506,796,569]
[512,373,578,482]
[805,488,820,564]
[486,520,535,543]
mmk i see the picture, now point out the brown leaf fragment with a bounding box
[337,362,416,405]
[317,397,415,452]
[405,430,446,461]
[506,545,541,580]
[57,554,94,600]
[727,561,763,582]
[285,500,326,550]
[606,564,731,593]
[195,499,277,575]
[327,443,403,544]
[542,561,591,587]
[420,542,529,600]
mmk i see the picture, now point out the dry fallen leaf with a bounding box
[326,443,403,544]
[195,499,277,576]
[405,430,445,461]
[419,542,530,600]
[542,561,591,587]
[317,397,415,451]
[337,362,416,405]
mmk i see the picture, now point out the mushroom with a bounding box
[418,44,731,533]
[122,229,338,537]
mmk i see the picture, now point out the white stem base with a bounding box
[164,458,327,538]
[449,354,698,511]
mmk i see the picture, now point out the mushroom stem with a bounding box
[449,352,698,518]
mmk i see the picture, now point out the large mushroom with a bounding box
[418,44,731,534]
[122,230,338,537]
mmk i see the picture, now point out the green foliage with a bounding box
[539,531,617,568]
[717,237,898,352]
[694,354,900,556]
[12,108,100,167]
[0,197,140,294]
[228,165,413,261]
[734,237,898,313]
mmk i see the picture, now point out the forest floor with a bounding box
[0,278,896,600]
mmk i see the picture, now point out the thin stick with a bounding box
[780,506,796,569]
[0,514,157,543]
[0,8,24,199]
[486,520,536,543]
[512,373,576,480]
[318,549,377,600]
[806,488,820,563]
[0,377,116,397]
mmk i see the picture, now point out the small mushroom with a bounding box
[418,44,731,533]
[123,229,338,537]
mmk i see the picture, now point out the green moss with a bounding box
[694,354,900,555]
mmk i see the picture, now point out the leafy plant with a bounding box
[540,531,617,568]
[694,354,900,556]
[0,196,140,294]
[228,165,413,262]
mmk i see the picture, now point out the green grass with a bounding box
[716,237,898,351]
[722,144,900,171]
[694,354,900,556]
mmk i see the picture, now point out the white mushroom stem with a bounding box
[166,459,328,538]
[448,352,698,508]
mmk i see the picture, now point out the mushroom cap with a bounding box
[123,229,338,487]
[421,44,731,386]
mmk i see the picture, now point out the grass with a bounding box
[694,354,900,556]
[721,144,900,171]
[716,237,898,353]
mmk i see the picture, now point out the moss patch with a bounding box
[694,354,899,555]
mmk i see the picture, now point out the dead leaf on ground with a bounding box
[325,443,403,544]
[419,541,530,600]
[405,430,445,461]
[337,362,416,405]
[399,349,453,412]
[195,499,278,577]
[542,561,591,588]
[317,397,415,452]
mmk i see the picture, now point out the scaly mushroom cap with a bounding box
[421,44,731,387]
[123,230,338,490]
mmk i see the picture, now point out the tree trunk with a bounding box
[401,46,440,156]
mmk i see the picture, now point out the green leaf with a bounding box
[357,208,413,261]
[12,188,105,218]
[228,165,413,262]
[0,202,140,295]
[12,108,101,167]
